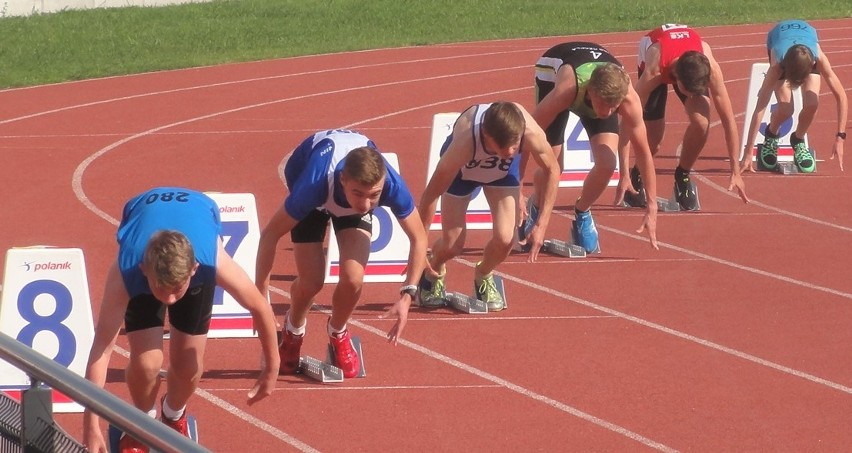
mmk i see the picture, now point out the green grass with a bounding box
[0,0,849,88]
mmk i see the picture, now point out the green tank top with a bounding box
[569,61,609,119]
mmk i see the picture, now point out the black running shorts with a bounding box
[124,284,214,335]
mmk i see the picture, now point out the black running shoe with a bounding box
[674,169,699,211]
[622,165,647,208]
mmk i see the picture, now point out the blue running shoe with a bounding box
[571,209,600,253]
[518,201,540,242]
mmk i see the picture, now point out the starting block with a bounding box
[109,415,198,452]
[445,292,489,314]
[761,161,799,175]
[516,239,586,258]
[656,178,700,212]
[417,275,507,314]
[297,355,344,383]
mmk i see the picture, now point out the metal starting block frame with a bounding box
[516,239,586,258]
[294,335,366,382]
[298,355,344,383]
[445,292,489,314]
[758,160,800,175]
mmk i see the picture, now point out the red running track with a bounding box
[1,19,850,452]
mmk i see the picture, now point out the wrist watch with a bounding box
[838,132,847,140]
[400,285,418,298]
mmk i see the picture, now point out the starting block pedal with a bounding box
[298,355,344,383]
[445,292,489,314]
[109,415,198,452]
[757,159,800,175]
[656,197,681,212]
[516,239,586,258]
[325,335,366,378]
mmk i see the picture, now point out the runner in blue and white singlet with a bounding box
[257,129,428,368]
[440,103,522,196]
[283,129,414,222]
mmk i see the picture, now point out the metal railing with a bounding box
[0,331,209,453]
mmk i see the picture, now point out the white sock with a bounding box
[147,408,157,419]
[327,321,347,337]
[286,311,306,337]
[162,395,185,421]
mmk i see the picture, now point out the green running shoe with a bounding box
[759,137,779,170]
[418,271,447,307]
[475,273,505,312]
[792,142,816,173]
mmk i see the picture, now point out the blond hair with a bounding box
[482,101,525,149]
[782,45,814,89]
[343,146,386,186]
[589,63,630,105]
[142,230,195,288]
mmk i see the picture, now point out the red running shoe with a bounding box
[329,329,361,379]
[119,433,149,453]
[278,328,304,374]
[160,395,189,437]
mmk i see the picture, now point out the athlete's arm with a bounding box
[255,207,299,298]
[742,63,783,172]
[704,44,741,173]
[816,45,848,170]
[382,208,428,344]
[705,43,748,203]
[216,240,278,405]
[83,261,130,453]
[619,86,659,249]
[521,104,560,262]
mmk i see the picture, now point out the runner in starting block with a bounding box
[418,275,507,314]
[108,416,199,452]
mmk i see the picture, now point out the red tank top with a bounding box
[647,24,704,84]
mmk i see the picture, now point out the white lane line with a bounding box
[210,384,503,392]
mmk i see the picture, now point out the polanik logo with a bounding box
[22,261,72,272]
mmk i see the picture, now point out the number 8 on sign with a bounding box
[0,247,94,413]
